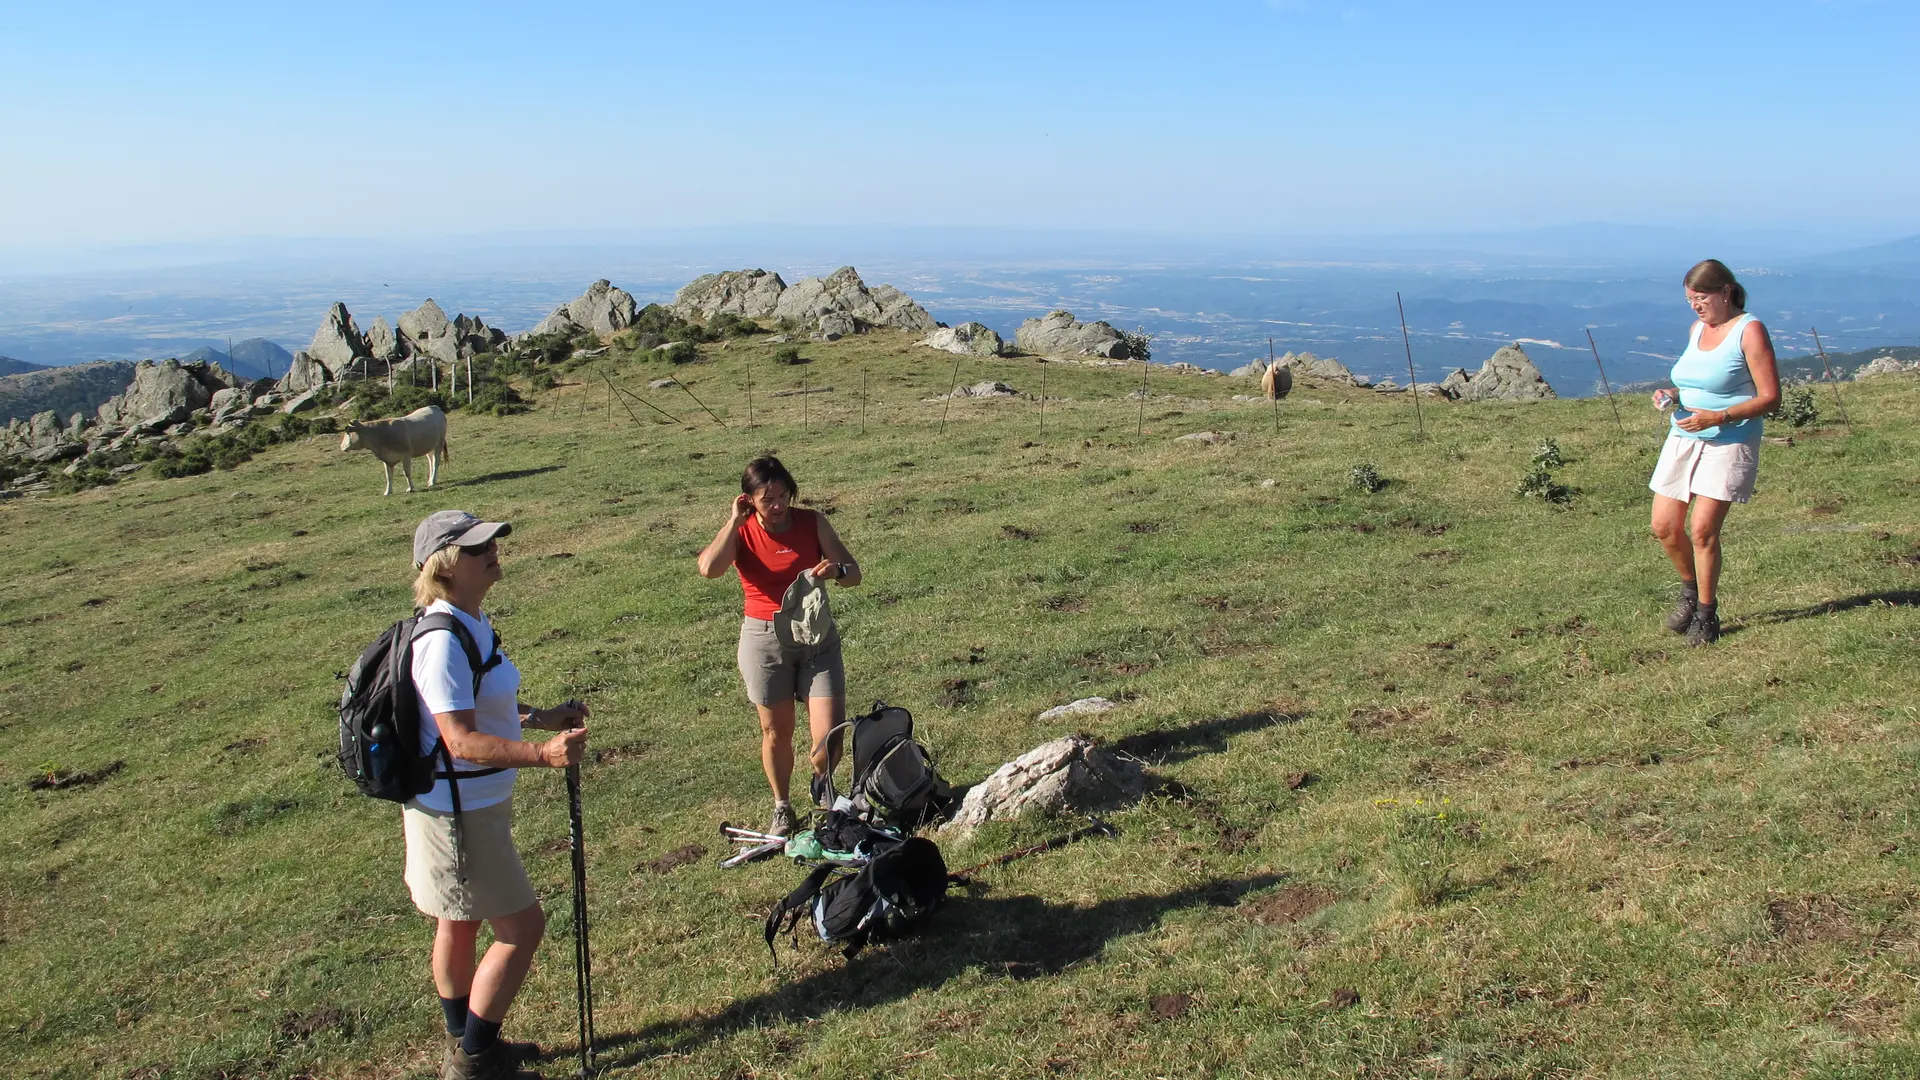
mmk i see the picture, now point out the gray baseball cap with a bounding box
[413,510,512,568]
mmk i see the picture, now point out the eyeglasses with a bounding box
[458,538,497,557]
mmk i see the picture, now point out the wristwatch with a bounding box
[835,562,850,580]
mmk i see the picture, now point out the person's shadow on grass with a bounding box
[1725,589,1920,636]
[589,872,1286,1068]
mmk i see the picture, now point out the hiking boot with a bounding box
[809,771,834,809]
[444,1035,540,1076]
[444,1039,542,1080]
[1685,604,1720,647]
[1664,586,1699,633]
[768,802,802,838]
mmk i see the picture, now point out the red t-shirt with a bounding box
[734,509,820,620]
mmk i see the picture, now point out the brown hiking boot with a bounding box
[768,802,802,838]
[444,1035,541,1076]
[1664,586,1699,633]
[444,1040,542,1080]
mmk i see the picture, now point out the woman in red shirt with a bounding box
[696,456,862,836]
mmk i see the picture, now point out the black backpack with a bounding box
[763,835,951,964]
[337,610,505,814]
[814,702,954,830]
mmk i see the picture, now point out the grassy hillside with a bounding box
[2,332,1917,1079]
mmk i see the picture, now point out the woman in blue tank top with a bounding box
[1647,260,1780,645]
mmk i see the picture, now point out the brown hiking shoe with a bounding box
[768,802,802,838]
[1663,588,1698,633]
[444,1035,541,1075]
[444,1040,542,1080]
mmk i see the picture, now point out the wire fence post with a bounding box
[746,367,755,428]
[1810,327,1855,436]
[938,352,964,434]
[1585,327,1625,434]
[676,380,726,428]
[802,373,809,434]
[1395,292,1426,440]
[1039,361,1047,440]
[1136,360,1148,437]
[861,366,868,435]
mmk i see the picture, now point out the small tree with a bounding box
[1123,327,1153,363]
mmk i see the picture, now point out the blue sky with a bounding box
[1,1,1915,251]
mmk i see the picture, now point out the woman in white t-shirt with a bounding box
[404,510,589,1080]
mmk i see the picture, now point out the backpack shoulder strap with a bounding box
[764,864,840,969]
[413,611,503,696]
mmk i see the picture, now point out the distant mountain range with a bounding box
[0,355,45,377]
[181,338,294,380]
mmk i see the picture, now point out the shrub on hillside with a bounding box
[1529,438,1566,469]
[772,345,807,366]
[1123,328,1153,363]
[1348,462,1386,493]
[1514,465,1571,504]
[1777,386,1818,428]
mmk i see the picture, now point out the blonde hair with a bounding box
[412,546,461,609]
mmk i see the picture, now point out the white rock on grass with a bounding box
[1038,696,1116,722]
[941,734,1149,831]
[1174,430,1230,445]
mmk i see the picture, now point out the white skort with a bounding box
[1649,435,1758,505]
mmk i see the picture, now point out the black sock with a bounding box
[1680,581,1699,600]
[439,995,469,1036]
[462,1013,503,1056]
[1699,601,1717,615]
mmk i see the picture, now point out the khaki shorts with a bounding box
[1650,435,1758,505]
[403,796,538,922]
[738,616,845,707]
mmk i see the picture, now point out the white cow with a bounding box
[340,406,449,495]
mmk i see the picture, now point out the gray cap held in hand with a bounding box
[413,510,512,568]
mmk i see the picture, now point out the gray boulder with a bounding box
[1175,430,1231,445]
[1229,359,1266,377]
[366,317,402,362]
[1854,355,1915,380]
[919,322,1006,357]
[96,359,222,428]
[282,389,320,414]
[1443,344,1557,402]
[533,279,638,338]
[941,735,1150,831]
[939,380,1019,399]
[816,312,857,340]
[671,269,787,321]
[278,351,329,394]
[1276,351,1358,386]
[774,266,936,335]
[399,299,460,365]
[306,302,372,379]
[1014,310,1132,360]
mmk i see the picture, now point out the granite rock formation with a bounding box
[1014,310,1132,360]
[919,322,1006,357]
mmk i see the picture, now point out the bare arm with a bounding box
[695,494,755,578]
[435,708,587,768]
[518,698,590,731]
[810,512,862,587]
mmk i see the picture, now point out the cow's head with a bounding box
[340,421,363,451]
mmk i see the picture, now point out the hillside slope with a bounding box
[0,359,135,425]
[2,333,1917,1079]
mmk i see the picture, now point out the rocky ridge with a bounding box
[1435,344,1557,402]
[673,266,935,340]
[1014,310,1135,360]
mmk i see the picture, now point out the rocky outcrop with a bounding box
[398,299,460,365]
[366,317,402,363]
[932,380,1019,400]
[671,269,786,321]
[95,358,250,429]
[0,360,137,426]
[920,322,1007,357]
[1276,351,1358,386]
[532,279,638,337]
[306,302,372,379]
[1015,310,1132,360]
[280,351,330,393]
[941,735,1150,831]
[773,266,938,337]
[1854,355,1916,379]
[1437,344,1557,402]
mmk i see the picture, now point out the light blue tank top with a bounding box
[1670,313,1762,444]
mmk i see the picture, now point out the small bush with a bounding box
[1514,466,1571,504]
[659,341,699,365]
[1529,438,1565,469]
[1778,386,1818,428]
[772,345,806,366]
[705,312,763,339]
[1348,463,1387,494]
[1123,328,1153,363]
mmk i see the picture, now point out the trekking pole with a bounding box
[1395,292,1426,440]
[565,762,596,1077]
[1809,328,1855,436]
[1585,327,1625,434]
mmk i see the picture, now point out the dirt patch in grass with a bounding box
[1000,524,1036,540]
[937,678,974,707]
[1042,593,1088,613]
[592,741,650,765]
[1327,988,1360,1010]
[1347,702,1432,733]
[1243,885,1337,926]
[1148,992,1193,1020]
[1765,895,1858,945]
[646,844,707,874]
[30,760,124,791]
[1417,549,1463,562]
[1126,520,1161,534]
[278,1005,350,1040]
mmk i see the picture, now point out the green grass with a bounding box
[3,334,1918,1079]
